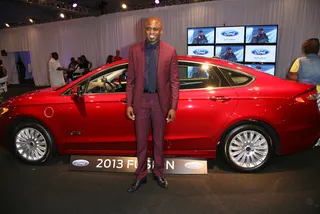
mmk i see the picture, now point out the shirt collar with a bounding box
[145,40,160,50]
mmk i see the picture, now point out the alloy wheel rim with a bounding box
[15,128,47,161]
[228,130,269,168]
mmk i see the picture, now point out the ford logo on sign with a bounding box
[72,159,89,167]
[221,30,239,37]
[193,49,209,55]
[184,162,203,170]
[252,49,270,55]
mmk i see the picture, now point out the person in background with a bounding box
[79,55,92,75]
[106,55,113,64]
[113,50,122,62]
[287,38,320,108]
[220,47,237,62]
[48,52,69,87]
[0,60,8,78]
[250,28,269,43]
[192,30,208,44]
[68,57,78,71]
[126,16,179,193]
[16,57,26,84]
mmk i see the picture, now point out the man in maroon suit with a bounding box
[126,17,179,193]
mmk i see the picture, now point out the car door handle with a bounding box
[120,98,126,103]
[210,96,232,101]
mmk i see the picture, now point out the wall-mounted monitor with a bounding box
[188,27,215,45]
[246,25,278,44]
[215,45,244,62]
[215,26,245,44]
[245,45,276,63]
[188,45,214,58]
[245,64,275,76]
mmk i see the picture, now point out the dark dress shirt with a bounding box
[144,40,160,93]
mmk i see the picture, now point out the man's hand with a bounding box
[126,106,135,121]
[166,109,176,123]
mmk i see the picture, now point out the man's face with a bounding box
[258,29,264,35]
[53,54,59,60]
[227,49,231,54]
[145,18,163,44]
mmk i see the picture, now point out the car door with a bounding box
[163,61,239,156]
[59,64,136,153]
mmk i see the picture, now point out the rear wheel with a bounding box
[11,121,56,165]
[221,124,273,172]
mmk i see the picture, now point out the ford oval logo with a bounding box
[72,159,89,167]
[184,162,203,170]
[193,49,209,55]
[221,30,239,37]
[252,49,270,55]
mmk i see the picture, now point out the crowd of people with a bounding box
[48,50,123,87]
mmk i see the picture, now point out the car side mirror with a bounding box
[71,85,82,97]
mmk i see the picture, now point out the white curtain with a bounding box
[1,52,19,85]
[0,0,319,86]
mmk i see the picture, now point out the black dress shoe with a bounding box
[127,177,147,193]
[154,176,168,189]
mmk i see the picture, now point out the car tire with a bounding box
[11,121,56,165]
[221,124,273,172]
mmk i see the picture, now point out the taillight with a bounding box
[295,89,318,103]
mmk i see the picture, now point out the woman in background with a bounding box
[106,55,113,64]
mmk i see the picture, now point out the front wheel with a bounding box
[11,121,56,165]
[221,124,273,172]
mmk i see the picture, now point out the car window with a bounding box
[178,62,221,89]
[85,67,127,94]
[218,67,253,86]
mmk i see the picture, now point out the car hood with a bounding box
[1,86,60,107]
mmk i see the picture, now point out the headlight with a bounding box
[0,107,9,116]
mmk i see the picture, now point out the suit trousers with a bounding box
[134,93,166,180]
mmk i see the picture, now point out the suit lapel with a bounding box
[139,42,145,77]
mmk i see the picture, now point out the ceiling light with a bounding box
[29,18,34,23]
[5,23,9,27]
[122,4,127,9]
[60,13,65,18]
[72,3,77,8]
[155,0,160,4]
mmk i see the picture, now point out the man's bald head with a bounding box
[144,16,163,44]
[145,17,163,29]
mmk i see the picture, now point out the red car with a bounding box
[0,56,319,172]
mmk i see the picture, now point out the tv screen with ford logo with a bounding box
[215,26,245,44]
[245,64,275,76]
[188,27,215,45]
[188,45,214,58]
[246,25,278,44]
[245,45,276,63]
[215,45,244,62]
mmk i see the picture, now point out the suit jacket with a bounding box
[126,41,179,114]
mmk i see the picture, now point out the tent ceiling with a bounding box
[0,0,209,29]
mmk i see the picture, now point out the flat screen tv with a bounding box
[245,64,275,76]
[188,45,215,58]
[246,25,278,44]
[215,26,245,44]
[245,45,277,63]
[187,27,215,45]
[215,45,244,62]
